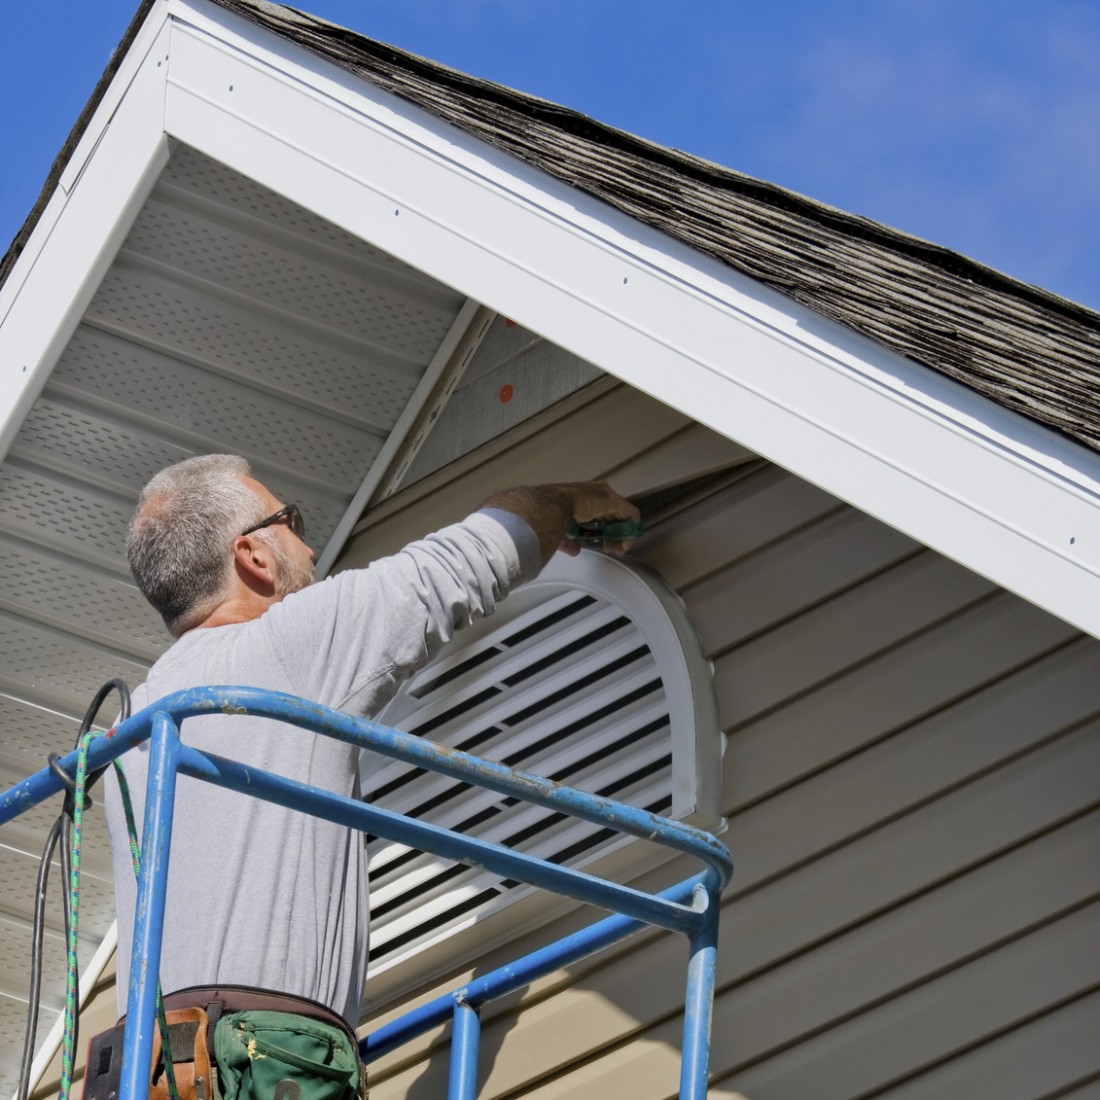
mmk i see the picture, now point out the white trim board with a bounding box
[0,12,174,462]
[4,0,1099,640]
[162,1,1100,638]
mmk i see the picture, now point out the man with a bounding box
[104,454,638,1037]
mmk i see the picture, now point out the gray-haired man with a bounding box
[103,454,638,1064]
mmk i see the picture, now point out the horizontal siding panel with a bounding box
[1043,1083,1100,1100]
[711,551,997,725]
[368,739,1100,1097]
[345,385,1099,1100]
[564,738,1099,1076]
[602,422,755,498]
[726,902,1100,1100]
[341,382,691,565]
[722,767,1100,987]
[872,990,1100,1100]
[494,882,1100,1100]
[642,463,840,589]
[726,649,1100,891]
[685,505,920,652]
[719,594,1082,805]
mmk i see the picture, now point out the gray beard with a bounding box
[271,540,315,597]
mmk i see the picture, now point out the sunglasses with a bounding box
[241,503,306,542]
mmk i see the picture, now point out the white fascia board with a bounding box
[0,8,175,463]
[164,1,1100,637]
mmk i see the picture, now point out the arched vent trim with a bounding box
[361,550,721,973]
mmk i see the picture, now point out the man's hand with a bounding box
[483,482,641,566]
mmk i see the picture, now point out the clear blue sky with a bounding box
[2,0,1098,310]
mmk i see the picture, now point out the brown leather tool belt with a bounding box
[156,984,360,1052]
[83,985,365,1100]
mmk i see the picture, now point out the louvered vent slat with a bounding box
[367,726,671,898]
[361,551,720,976]
[365,663,664,830]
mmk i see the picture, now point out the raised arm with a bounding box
[482,482,641,566]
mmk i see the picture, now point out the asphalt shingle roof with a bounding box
[213,0,1100,453]
[5,0,1099,453]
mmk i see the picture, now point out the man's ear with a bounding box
[231,534,277,590]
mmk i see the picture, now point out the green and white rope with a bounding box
[58,733,92,1100]
[59,733,179,1100]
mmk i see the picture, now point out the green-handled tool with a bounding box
[566,518,645,544]
[564,463,762,546]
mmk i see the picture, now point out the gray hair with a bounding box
[128,454,268,636]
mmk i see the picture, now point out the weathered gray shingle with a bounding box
[210,0,1100,453]
[5,0,1098,453]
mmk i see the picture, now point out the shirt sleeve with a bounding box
[262,508,542,716]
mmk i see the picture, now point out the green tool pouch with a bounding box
[214,1010,360,1100]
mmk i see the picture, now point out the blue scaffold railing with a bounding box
[0,686,732,1100]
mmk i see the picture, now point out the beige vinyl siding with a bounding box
[347,377,1100,1099]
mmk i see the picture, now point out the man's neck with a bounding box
[185,591,277,633]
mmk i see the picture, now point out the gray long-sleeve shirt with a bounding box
[105,509,539,1023]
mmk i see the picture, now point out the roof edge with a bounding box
[0,0,160,290]
[211,0,1098,330]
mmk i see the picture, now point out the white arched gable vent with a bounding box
[360,549,723,976]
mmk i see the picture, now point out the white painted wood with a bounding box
[315,299,489,576]
[0,18,173,464]
[27,923,118,1098]
[161,0,1100,637]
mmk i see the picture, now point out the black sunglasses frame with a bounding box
[241,503,306,542]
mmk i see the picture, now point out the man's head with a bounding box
[128,454,314,636]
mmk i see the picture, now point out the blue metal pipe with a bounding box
[119,711,182,1100]
[679,884,721,1100]
[137,688,734,890]
[176,743,702,936]
[361,872,708,1062]
[0,722,146,826]
[0,688,731,889]
[0,687,731,892]
[448,999,480,1100]
[0,686,732,1099]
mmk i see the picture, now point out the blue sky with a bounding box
[2,0,1098,309]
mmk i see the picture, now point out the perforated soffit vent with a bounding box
[360,549,722,974]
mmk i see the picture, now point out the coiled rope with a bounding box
[47,679,180,1100]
